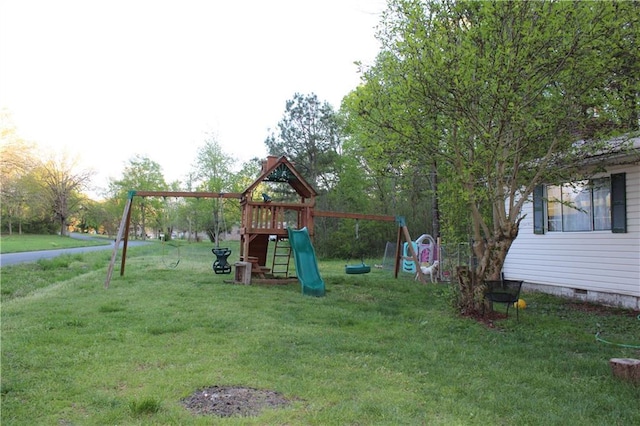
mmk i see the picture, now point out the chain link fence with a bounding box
[380,240,472,282]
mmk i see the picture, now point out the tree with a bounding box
[313,136,398,259]
[0,110,38,234]
[341,85,442,247]
[78,198,110,234]
[100,197,127,237]
[190,134,236,244]
[35,152,94,236]
[265,93,343,190]
[346,0,639,312]
[108,155,167,239]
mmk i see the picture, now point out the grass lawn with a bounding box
[0,234,111,253]
[1,240,639,425]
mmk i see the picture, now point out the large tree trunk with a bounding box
[459,221,520,314]
[474,224,519,280]
[472,221,520,310]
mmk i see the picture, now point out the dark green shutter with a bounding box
[533,184,545,234]
[611,173,626,233]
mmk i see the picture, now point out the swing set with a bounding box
[105,156,426,288]
[312,210,423,279]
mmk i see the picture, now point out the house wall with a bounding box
[503,163,640,310]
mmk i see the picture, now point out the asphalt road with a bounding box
[0,233,149,267]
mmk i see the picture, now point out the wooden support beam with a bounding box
[313,210,395,222]
[394,222,403,278]
[132,190,243,199]
[392,216,425,283]
[105,197,132,288]
[402,225,425,283]
[119,196,134,277]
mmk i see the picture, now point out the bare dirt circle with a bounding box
[181,386,296,417]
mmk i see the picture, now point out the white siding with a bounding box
[504,164,640,308]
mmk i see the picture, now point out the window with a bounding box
[592,179,612,230]
[546,179,608,232]
[546,184,563,231]
[533,173,626,234]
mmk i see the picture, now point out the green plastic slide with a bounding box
[287,227,325,297]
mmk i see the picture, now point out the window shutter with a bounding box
[533,184,545,234]
[611,173,626,233]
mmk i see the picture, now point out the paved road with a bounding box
[0,234,149,267]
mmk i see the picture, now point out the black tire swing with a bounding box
[345,219,371,274]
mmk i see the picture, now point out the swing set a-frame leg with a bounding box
[105,195,133,289]
[393,216,426,282]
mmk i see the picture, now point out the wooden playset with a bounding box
[105,156,423,288]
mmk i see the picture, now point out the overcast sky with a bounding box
[0,0,386,195]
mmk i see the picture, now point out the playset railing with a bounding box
[243,202,307,235]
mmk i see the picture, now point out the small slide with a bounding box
[287,227,325,297]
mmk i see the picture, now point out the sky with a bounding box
[0,0,386,196]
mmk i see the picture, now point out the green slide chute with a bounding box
[287,227,325,297]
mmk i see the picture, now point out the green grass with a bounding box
[0,234,110,253]
[1,241,639,425]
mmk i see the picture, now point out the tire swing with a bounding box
[345,219,371,275]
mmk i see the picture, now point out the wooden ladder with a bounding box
[271,237,291,277]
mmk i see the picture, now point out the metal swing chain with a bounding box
[161,196,180,268]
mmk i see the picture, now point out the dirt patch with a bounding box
[463,310,508,329]
[465,301,639,328]
[181,386,296,417]
[567,302,639,318]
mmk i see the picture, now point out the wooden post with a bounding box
[393,216,425,282]
[402,225,425,283]
[105,195,133,288]
[394,223,403,278]
[119,196,134,276]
